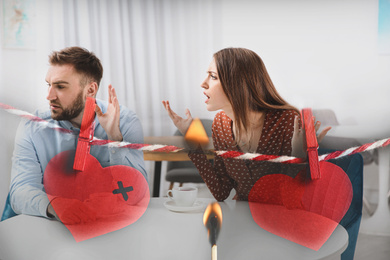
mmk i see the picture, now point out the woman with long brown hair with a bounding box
[162,47,330,201]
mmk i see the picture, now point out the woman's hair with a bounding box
[48,46,103,87]
[213,47,298,136]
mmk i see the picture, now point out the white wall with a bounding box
[0,0,59,212]
[220,0,390,125]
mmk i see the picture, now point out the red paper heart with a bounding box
[44,150,150,242]
[248,161,352,250]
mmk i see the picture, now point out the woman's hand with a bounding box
[162,100,193,135]
[291,116,332,158]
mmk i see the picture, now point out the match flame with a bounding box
[203,202,223,246]
[185,118,209,145]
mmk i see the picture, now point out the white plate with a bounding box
[164,200,205,213]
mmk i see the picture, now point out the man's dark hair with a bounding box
[48,46,103,87]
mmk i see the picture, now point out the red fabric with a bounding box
[189,110,303,201]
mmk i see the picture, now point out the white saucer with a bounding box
[164,200,205,213]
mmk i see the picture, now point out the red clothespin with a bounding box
[301,108,321,180]
[73,97,96,171]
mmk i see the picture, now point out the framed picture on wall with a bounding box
[2,0,36,49]
[378,0,390,54]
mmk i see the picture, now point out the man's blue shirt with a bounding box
[9,99,146,218]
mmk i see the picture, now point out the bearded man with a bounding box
[2,47,146,222]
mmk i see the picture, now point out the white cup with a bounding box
[167,187,198,207]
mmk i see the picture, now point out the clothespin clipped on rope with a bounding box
[73,97,96,171]
[301,108,321,180]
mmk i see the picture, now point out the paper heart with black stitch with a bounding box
[248,160,352,250]
[44,150,149,242]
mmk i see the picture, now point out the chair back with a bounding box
[1,193,17,222]
[312,109,339,126]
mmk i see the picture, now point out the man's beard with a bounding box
[50,91,85,121]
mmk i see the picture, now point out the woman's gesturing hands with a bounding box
[162,100,193,135]
[291,115,332,158]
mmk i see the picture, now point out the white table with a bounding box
[0,198,348,260]
[322,124,390,236]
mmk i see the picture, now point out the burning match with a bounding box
[185,118,210,146]
[203,202,222,260]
